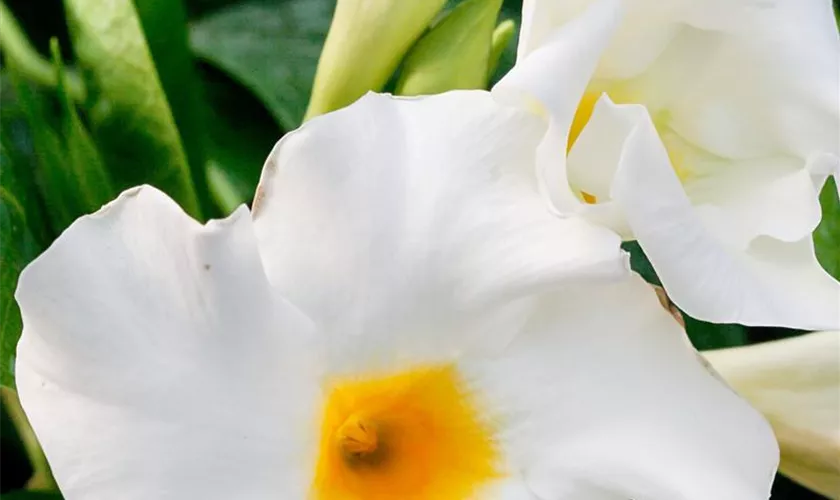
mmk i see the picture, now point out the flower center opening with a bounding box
[312,364,499,500]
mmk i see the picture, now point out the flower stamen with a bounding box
[337,414,382,462]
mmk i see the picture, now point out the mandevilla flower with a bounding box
[705,330,840,499]
[496,0,840,329]
[16,92,778,499]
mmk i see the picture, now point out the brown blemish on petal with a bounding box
[653,285,685,329]
[251,185,266,215]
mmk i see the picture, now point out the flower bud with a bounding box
[704,331,840,498]
[395,0,503,96]
[305,0,446,119]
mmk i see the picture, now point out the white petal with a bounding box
[518,0,686,80]
[566,94,628,201]
[15,187,319,499]
[494,0,621,213]
[607,104,840,329]
[479,478,538,500]
[462,273,779,500]
[252,91,626,364]
[663,133,823,245]
[564,93,637,237]
[667,0,840,161]
[807,151,840,198]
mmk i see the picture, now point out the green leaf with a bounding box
[8,74,77,230]
[0,143,41,387]
[0,1,84,102]
[622,241,661,286]
[6,41,114,232]
[1,386,33,491]
[185,0,242,18]
[0,73,52,245]
[49,40,114,214]
[0,387,57,492]
[0,73,52,389]
[814,177,839,280]
[201,65,278,213]
[190,0,334,130]
[63,0,202,218]
[133,0,214,218]
[684,318,748,351]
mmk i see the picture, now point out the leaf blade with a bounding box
[814,177,840,280]
[0,143,42,387]
[190,0,334,130]
[63,0,202,218]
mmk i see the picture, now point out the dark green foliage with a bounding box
[190,0,335,130]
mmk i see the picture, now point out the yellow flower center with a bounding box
[568,91,692,204]
[311,364,500,500]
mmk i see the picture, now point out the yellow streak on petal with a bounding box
[568,91,602,152]
[569,90,694,186]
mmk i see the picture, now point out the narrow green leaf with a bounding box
[396,0,503,96]
[0,387,58,491]
[190,0,334,130]
[0,143,41,387]
[0,1,85,102]
[8,73,78,230]
[133,0,214,217]
[1,386,32,491]
[0,73,52,245]
[814,177,839,280]
[63,0,202,218]
[50,39,114,213]
[6,41,114,232]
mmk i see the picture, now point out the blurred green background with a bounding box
[0,0,837,498]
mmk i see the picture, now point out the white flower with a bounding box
[496,0,840,329]
[705,330,840,499]
[16,92,778,499]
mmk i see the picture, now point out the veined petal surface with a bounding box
[461,273,779,500]
[252,90,626,366]
[15,186,320,500]
[571,96,840,329]
[506,0,840,328]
